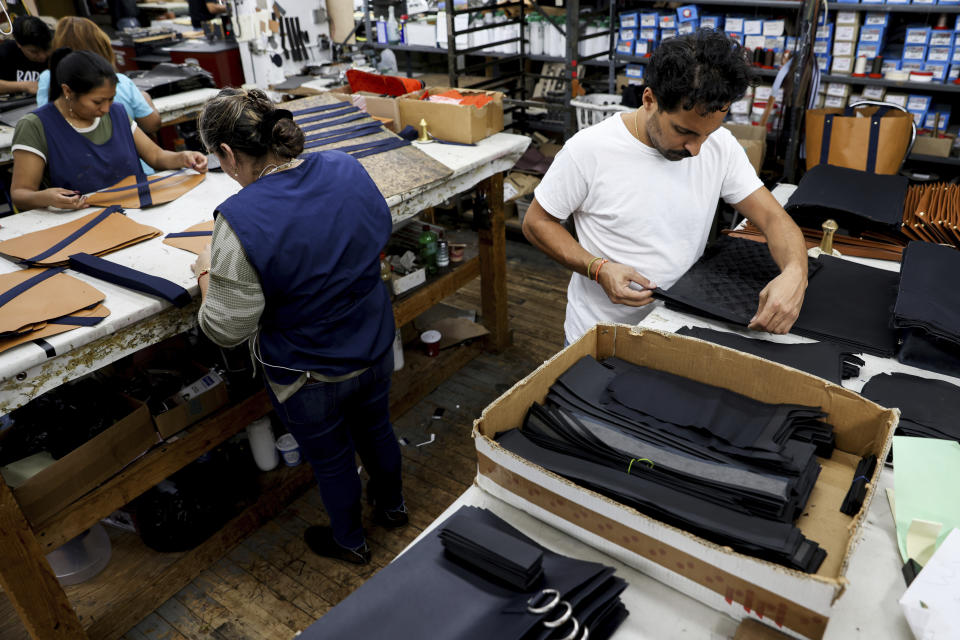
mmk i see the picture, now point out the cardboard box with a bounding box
[152,368,230,439]
[912,133,955,156]
[831,56,854,74]
[12,395,155,524]
[392,266,427,296]
[398,87,504,144]
[329,88,402,132]
[723,122,766,173]
[473,325,898,640]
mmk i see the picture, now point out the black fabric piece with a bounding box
[656,236,900,357]
[67,253,192,308]
[902,558,923,587]
[784,165,909,236]
[299,506,629,640]
[129,62,216,99]
[165,231,212,239]
[839,454,876,516]
[299,112,370,132]
[860,373,960,442]
[439,512,544,591]
[893,242,960,376]
[676,326,864,384]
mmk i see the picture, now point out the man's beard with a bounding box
[647,116,692,162]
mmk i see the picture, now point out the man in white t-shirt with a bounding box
[523,30,808,345]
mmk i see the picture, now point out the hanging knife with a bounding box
[288,17,300,61]
[278,14,288,59]
[294,16,309,60]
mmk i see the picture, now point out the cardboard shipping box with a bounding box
[911,133,955,158]
[152,368,230,440]
[398,87,504,144]
[473,324,898,640]
[328,87,402,132]
[12,395,155,525]
[723,122,767,173]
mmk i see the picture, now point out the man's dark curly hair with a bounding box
[645,29,754,114]
[13,16,52,50]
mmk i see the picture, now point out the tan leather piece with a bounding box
[162,220,214,255]
[0,269,105,335]
[85,171,206,209]
[0,208,161,267]
[0,303,111,355]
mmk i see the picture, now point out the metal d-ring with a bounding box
[527,588,561,615]
[542,601,573,629]
[555,615,582,640]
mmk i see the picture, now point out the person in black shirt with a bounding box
[188,0,228,29]
[0,16,52,95]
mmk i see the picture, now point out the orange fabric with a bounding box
[422,89,494,109]
[345,69,424,97]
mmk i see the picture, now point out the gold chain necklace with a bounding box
[634,108,642,141]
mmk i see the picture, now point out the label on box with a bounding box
[744,19,763,35]
[816,23,833,40]
[660,28,677,40]
[908,110,926,126]
[625,63,645,78]
[755,86,773,101]
[863,12,887,26]
[849,93,863,105]
[619,28,637,41]
[176,370,224,403]
[908,94,933,111]
[726,16,744,32]
[882,58,902,72]
[925,62,947,80]
[635,39,651,55]
[700,15,721,30]
[816,55,831,71]
[928,46,953,62]
[832,56,854,73]
[903,45,927,61]
[826,82,850,97]
[836,25,857,41]
[860,26,885,43]
[814,40,830,54]
[763,19,785,36]
[678,21,697,34]
[730,98,751,114]
[640,27,658,41]
[616,40,635,55]
[659,14,676,28]
[924,111,949,131]
[950,64,960,80]
[825,95,847,108]
[954,47,960,63]
[744,34,765,49]
[620,11,639,28]
[911,0,935,4]
[640,12,658,27]
[765,36,785,50]
[862,85,886,100]
[857,43,881,58]
[833,40,854,56]
[906,28,931,45]
[929,31,954,47]
[836,11,860,25]
[901,60,926,72]
[885,92,908,107]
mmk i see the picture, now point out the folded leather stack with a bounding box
[676,326,864,384]
[497,355,829,573]
[901,182,960,248]
[301,506,628,640]
[655,236,900,357]
[860,372,960,443]
[892,241,960,376]
[439,514,544,590]
[784,165,909,237]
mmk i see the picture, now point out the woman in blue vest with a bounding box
[192,88,405,565]
[10,49,206,211]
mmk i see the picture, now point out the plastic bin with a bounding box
[570,94,631,130]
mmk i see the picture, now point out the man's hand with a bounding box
[597,261,657,307]
[20,81,39,95]
[44,188,87,210]
[749,265,807,334]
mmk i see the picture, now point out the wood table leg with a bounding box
[478,172,511,352]
[0,480,88,639]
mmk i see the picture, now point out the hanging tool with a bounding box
[278,13,288,59]
[0,0,12,36]
[294,16,309,60]
[287,17,300,61]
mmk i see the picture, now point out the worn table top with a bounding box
[0,131,529,413]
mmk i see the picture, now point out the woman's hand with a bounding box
[180,151,208,173]
[191,245,211,277]
[43,188,88,210]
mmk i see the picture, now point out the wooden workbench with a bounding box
[0,132,529,639]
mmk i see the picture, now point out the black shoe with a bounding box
[373,504,409,529]
[304,526,371,565]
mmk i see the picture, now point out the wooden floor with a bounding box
[0,238,571,640]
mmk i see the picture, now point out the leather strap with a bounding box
[25,206,123,265]
[819,114,835,166]
[47,314,107,326]
[350,138,410,158]
[68,253,192,308]
[300,112,369,132]
[304,123,384,145]
[866,106,891,173]
[165,230,213,239]
[295,106,359,124]
[0,267,65,308]
[291,102,354,116]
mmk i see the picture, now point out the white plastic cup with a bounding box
[276,433,302,467]
[420,329,442,357]
[245,417,279,472]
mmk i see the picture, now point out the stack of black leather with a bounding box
[300,506,628,640]
[655,236,900,357]
[860,372,960,443]
[676,326,864,384]
[892,241,960,376]
[496,355,829,573]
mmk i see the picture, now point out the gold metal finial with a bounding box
[417,118,434,143]
[819,219,839,255]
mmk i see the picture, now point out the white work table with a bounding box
[0,131,529,414]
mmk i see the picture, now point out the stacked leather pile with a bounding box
[497,355,830,573]
[892,241,960,376]
[301,506,628,640]
[902,182,960,248]
[860,373,960,443]
[723,222,905,262]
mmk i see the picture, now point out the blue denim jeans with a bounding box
[267,349,403,549]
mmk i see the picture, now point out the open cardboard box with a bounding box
[152,367,229,440]
[473,324,898,640]
[12,395,155,525]
[398,86,504,144]
[723,122,767,173]
[328,87,402,132]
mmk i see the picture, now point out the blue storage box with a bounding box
[816,23,834,40]
[859,26,886,43]
[639,27,658,41]
[616,39,635,56]
[700,15,722,30]
[725,16,745,32]
[927,45,954,62]
[660,27,678,40]
[903,44,928,61]
[678,21,697,35]
[640,12,658,28]
[625,63,645,79]
[864,12,890,27]
[619,11,639,28]
[906,26,931,45]
[908,94,933,111]
[658,14,677,29]
[925,61,948,81]
[676,5,699,22]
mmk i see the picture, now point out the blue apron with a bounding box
[35,102,145,195]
